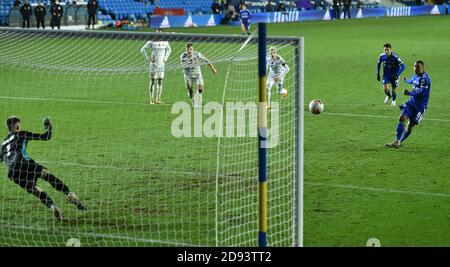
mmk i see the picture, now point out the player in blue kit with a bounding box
[376,43,406,106]
[385,60,431,149]
[239,4,251,35]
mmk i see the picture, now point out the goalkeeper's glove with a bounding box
[43,116,52,130]
[376,74,380,82]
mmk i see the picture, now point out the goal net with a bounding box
[0,28,302,247]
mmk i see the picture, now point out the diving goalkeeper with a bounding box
[0,116,86,220]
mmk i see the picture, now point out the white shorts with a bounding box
[267,75,285,89]
[184,74,204,88]
[149,63,165,79]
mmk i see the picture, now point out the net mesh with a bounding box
[0,29,300,247]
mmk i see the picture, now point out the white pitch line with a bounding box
[0,222,201,247]
[43,161,450,199]
[0,95,172,107]
[306,182,450,198]
[40,160,206,177]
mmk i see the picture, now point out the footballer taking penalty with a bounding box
[0,116,86,220]
[140,28,172,104]
[180,43,217,107]
[266,47,289,109]
[376,43,406,106]
[385,60,431,149]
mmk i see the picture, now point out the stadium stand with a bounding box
[0,0,438,26]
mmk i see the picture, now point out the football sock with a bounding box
[385,89,391,97]
[157,79,163,99]
[400,130,411,142]
[47,174,70,195]
[392,92,397,101]
[396,121,405,141]
[37,191,54,208]
[188,90,194,105]
[149,81,155,100]
[196,92,203,106]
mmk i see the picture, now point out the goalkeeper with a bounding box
[0,116,86,220]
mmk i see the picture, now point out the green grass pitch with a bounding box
[1,15,450,246]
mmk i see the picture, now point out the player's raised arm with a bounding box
[25,117,52,141]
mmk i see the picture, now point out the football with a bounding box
[309,99,324,114]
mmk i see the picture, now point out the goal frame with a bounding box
[0,27,304,247]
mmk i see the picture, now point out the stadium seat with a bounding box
[94,0,224,23]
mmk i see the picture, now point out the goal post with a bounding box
[0,27,303,247]
[295,34,305,248]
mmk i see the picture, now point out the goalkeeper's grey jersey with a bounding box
[180,51,206,77]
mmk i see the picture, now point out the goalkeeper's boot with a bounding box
[51,205,63,221]
[385,140,400,149]
[384,95,390,104]
[67,192,87,210]
[391,100,396,107]
[279,88,288,98]
[150,99,155,104]
[156,98,164,104]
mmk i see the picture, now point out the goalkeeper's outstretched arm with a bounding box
[26,117,53,141]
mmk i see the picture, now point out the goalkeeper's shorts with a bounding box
[8,159,44,192]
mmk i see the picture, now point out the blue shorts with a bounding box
[383,74,399,88]
[241,19,250,30]
[399,103,425,125]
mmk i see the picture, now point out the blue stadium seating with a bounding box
[97,0,214,21]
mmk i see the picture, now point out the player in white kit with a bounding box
[140,28,172,104]
[266,47,289,109]
[180,43,217,107]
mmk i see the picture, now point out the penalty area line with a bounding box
[306,182,450,198]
